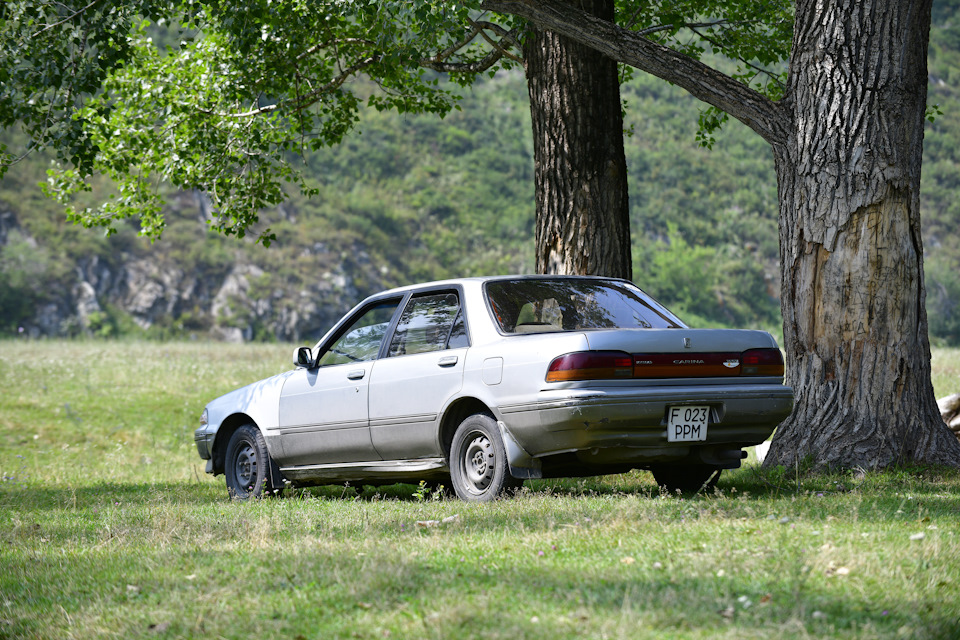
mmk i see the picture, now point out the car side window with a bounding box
[387,292,465,357]
[447,309,469,349]
[317,300,401,367]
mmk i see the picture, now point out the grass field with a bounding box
[1,341,959,639]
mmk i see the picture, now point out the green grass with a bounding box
[2,341,959,639]
[932,347,960,400]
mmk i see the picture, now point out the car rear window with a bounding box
[484,279,683,334]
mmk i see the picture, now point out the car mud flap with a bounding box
[268,456,287,493]
[498,420,543,479]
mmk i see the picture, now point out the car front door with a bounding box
[368,290,469,460]
[276,299,401,466]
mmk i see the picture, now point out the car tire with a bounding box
[224,424,279,500]
[651,464,721,494]
[449,414,521,502]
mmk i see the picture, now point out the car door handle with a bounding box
[347,369,366,380]
[437,355,458,367]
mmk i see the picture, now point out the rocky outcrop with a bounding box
[2,219,386,342]
[0,182,399,342]
[122,258,195,327]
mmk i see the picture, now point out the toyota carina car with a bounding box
[195,276,793,501]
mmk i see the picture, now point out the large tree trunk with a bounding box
[766,0,960,469]
[523,0,631,279]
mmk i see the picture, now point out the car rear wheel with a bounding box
[651,464,721,494]
[450,414,520,502]
[224,424,280,500]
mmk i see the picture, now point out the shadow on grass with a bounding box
[720,463,960,500]
[340,464,960,503]
[0,480,223,512]
[5,465,959,520]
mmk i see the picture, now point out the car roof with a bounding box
[373,274,630,298]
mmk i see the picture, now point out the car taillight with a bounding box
[546,351,634,382]
[740,348,784,376]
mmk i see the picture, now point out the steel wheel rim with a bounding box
[234,442,258,490]
[462,433,494,495]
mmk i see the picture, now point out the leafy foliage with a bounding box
[614,0,793,147]
[2,0,792,242]
[921,0,960,346]
[0,0,164,172]
[3,1,523,243]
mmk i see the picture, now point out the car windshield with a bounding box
[485,279,683,334]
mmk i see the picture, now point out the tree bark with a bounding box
[767,0,960,469]
[524,0,631,279]
[485,0,960,469]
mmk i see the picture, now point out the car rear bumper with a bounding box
[498,382,793,465]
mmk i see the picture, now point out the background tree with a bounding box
[483,0,960,469]
[425,1,631,279]
[523,0,631,278]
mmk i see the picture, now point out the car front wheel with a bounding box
[449,414,520,502]
[224,424,279,500]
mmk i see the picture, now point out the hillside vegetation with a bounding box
[1,6,959,344]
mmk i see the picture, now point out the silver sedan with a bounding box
[195,276,793,501]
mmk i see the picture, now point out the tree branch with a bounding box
[472,21,523,63]
[198,56,380,119]
[481,0,790,147]
[686,24,785,91]
[421,49,505,74]
[297,38,376,62]
[32,0,105,37]
[420,21,522,72]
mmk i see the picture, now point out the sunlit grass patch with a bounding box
[932,347,960,399]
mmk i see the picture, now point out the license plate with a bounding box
[667,406,709,442]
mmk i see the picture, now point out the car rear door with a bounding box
[368,289,468,460]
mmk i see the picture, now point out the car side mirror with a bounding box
[293,346,315,369]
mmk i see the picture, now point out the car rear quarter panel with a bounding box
[463,332,591,413]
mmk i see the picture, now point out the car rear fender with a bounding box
[438,397,493,460]
[435,396,543,481]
